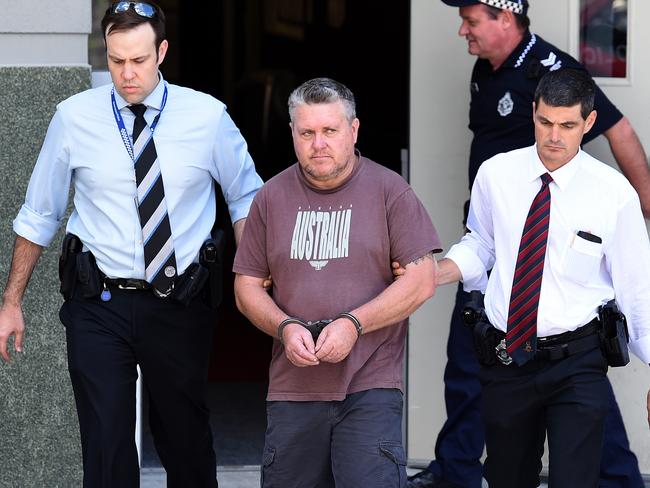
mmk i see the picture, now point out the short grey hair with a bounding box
[288,77,356,123]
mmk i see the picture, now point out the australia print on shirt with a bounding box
[290,204,353,271]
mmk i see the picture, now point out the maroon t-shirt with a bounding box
[233,156,442,400]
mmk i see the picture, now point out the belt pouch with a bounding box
[76,251,102,298]
[173,263,209,306]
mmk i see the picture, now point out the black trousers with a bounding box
[59,287,218,488]
[479,347,609,488]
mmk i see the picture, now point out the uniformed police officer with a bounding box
[407,1,650,487]
[0,2,262,487]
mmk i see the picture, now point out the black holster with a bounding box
[199,229,225,309]
[462,291,502,366]
[59,234,102,300]
[598,300,630,367]
[59,234,82,299]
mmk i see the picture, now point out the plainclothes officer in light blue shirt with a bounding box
[0,2,262,487]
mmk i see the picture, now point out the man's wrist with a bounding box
[1,294,21,308]
[336,312,363,337]
[277,318,304,343]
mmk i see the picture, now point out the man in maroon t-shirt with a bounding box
[233,78,442,487]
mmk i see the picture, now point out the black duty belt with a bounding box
[491,318,601,364]
[535,318,600,361]
[99,263,209,306]
[103,277,151,290]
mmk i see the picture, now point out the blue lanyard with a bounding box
[111,83,168,161]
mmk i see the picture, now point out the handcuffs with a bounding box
[277,313,363,343]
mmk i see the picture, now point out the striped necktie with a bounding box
[506,172,553,365]
[129,104,177,296]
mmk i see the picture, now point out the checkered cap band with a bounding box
[479,0,525,14]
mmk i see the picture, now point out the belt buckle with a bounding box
[153,283,174,298]
[117,282,140,290]
[495,338,513,365]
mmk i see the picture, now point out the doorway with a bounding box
[140,0,411,467]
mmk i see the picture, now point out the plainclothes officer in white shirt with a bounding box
[437,68,650,488]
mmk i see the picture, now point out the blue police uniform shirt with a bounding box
[14,75,263,279]
[467,32,623,189]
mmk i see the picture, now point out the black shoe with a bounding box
[407,470,437,487]
[406,470,463,488]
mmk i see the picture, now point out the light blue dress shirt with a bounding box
[14,76,263,279]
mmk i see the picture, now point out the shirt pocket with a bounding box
[561,233,603,285]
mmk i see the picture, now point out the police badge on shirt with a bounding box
[497,91,514,117]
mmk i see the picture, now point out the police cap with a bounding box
[441,0,528,15]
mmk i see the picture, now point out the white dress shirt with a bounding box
[447,145,650,364]
[14,76,262,279]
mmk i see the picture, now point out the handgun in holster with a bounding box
[200,228,225,309]
[59,233,82,300]
[598,300,630,367]
[462,290,499,366]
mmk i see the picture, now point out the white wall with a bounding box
[408,0,473,465]
[409,0,650,473]
[0,0,90,65]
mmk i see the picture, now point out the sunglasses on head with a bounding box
[112,2,156,18]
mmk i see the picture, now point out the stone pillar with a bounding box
[0,1,91,486]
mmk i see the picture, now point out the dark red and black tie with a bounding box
[506,172,553,365]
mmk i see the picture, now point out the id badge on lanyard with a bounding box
[110,83,168,161]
